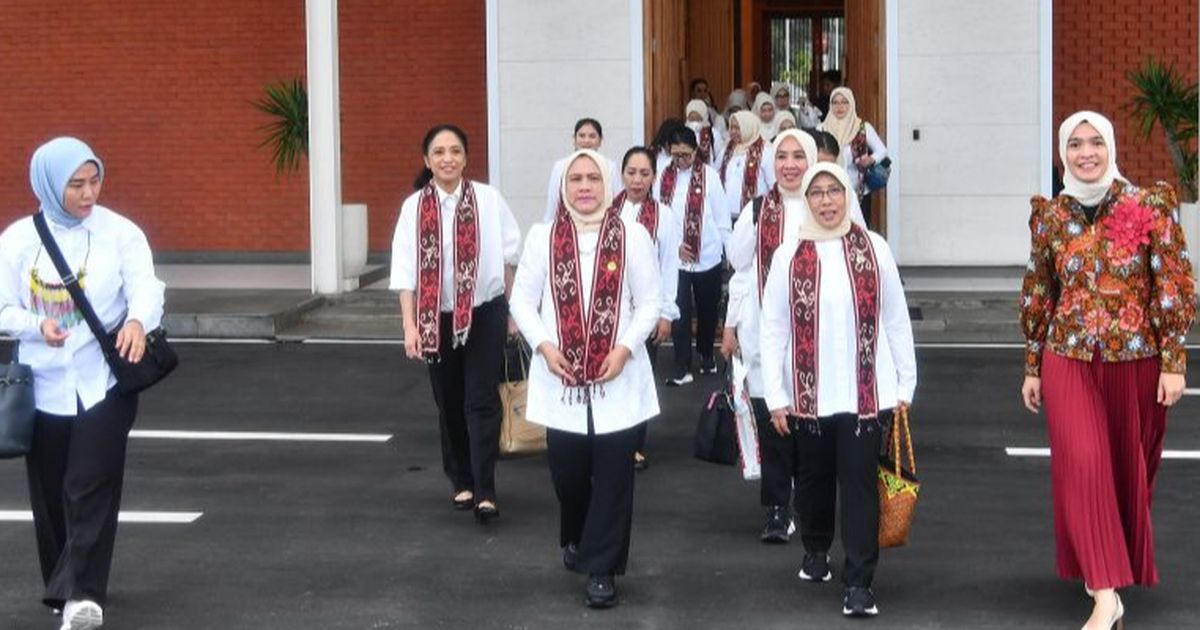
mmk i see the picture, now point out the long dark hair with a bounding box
[621,146,657,174]
[413,124,469,190]
[650,118,685,155]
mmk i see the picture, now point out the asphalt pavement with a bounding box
[1,342,1197,629]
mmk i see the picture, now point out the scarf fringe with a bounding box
[559,381,606,406]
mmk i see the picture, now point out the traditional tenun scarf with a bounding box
[721,111,766,207]
[551,150,626,402]
[610,190,659,241]
[821,87,864,164]
[788,162,881,423]
[1058,110,1128,207]
[659,158,706,258]
[416,179,480,359]
[756,130,819,297]
[30,137,105,228]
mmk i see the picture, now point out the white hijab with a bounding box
[559,149,614,232]
[685,99,710,126]
[1058,110,1128,206]
[796,162,867,242]
[753,92,779,142]
[730,110,762,156]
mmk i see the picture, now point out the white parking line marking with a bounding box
[129,430,392,443]
[1006,447,1200,460]
[1184,388,1200,396]
[0,510,202,523]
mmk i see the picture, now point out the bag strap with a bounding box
[32,213,120,362]
[891,405,916,477]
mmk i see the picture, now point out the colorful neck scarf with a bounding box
[416,181,480,359]
[661,163,706,257]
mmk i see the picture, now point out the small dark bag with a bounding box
[0,345,36,458]
[33,213,178,395]
[693,382,738,466]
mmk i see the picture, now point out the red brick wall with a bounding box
[0,1,486,254]
[1054,0,1198,191]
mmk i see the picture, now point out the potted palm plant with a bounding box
[253,78,368,281]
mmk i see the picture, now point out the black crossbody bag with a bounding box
[33,213,178,395]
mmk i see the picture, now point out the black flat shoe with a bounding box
[452,492,474,510]
[562,543,578,571]
[474,503,500,525]
[585,573,617,609]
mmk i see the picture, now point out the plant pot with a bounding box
[342,203,368,279]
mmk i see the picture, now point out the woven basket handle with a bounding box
[891,405,916,477]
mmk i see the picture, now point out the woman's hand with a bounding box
[855,155,875,168]
[596,345,633,383]
[506,316,521,340]
[403,325,422,360]
[719,326,739,359]
[40,319,70,348]
[652,318,672,345]
[679,243,698,264]
[769,407,794,436]
[538,342,577,385]
[1021,376,1042,413]
[1158,372,1185,407]
[115,320,146,363]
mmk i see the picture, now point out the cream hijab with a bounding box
[772,129,819,198]
[559,149,614,232]
[730,110,762,155]
[1058,110,1128,206]
[753,92,779,141]
[822,87,863,161]
[796,162,867,242]
[685,99,710,126]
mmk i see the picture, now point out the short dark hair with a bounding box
[414,124,469,190]
[667,126,698,150]
[820,69,842,84]
[811,129,840,157]
[651,118,685,153]
[689,77,708,93]
[574,117,603,138]
[621,146,658,174]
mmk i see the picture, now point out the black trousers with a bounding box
[793,412,890,588]
[25,388,138,609]
[636,338,659,452]
[859,192,873,230]
[752,397,796,508]
[546,409,640,575]
[672,265,723,373]
[426,297,506,503]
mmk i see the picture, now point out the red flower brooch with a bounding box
[1103,197,1155,256]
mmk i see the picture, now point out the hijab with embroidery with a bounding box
[1058,110,1128,207]
[822,87,864,162]
[796,162,866,242]
[753,92,780,141]
[559,149,614,233]
[30,137,104,228]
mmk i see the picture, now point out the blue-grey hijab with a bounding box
[29,137,105,228]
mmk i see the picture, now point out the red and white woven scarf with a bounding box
[610,191,659,241]
[415,181,480,359]
[756,185,785,299]
[660,163,705,256]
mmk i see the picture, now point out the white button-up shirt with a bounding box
[617,199,681,321]
[509,218,662,435]
[718,149,775,220]
[389,180,522,309]
[652,163,731,273]
[0,206,166,415]
[759,232,916,416]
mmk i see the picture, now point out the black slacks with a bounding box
[546,409,640,575]
[793,412,890,588]
[752,397,796,508]
[672,265,723,373]
[636,337,659,452]
[26,387,138,609]
[426,297,506,503]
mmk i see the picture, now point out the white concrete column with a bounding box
[306,0,345,294]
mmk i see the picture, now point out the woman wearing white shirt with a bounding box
[391,124,522,524]
[819,87,888,228]
[759,162,915,619]
[0,137,165,629]
[653,126,730,385]
[510,149,662,609]
[685,99,725,169]
[718,111,775,223]
[541,118,623,224]
[611,146,680,470]
[722,129,818,544]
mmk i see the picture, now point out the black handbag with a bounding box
[693,380,738,466]
[0,345,37,458]
[33,213,178,395]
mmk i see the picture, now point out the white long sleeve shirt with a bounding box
[389,181,522,308]
[618,199,681,321]
[542,156,624,224]
[509,218,662,435]
[0,206,166,415]
[718,148,775,221]
[652,163,731,273]
[759,232,916,416]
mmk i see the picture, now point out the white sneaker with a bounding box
[59,600,103,630]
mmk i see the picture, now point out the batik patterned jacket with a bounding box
[1020,181,1196,376]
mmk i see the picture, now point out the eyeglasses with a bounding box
[806,186,845,202]
[671,151,695,160]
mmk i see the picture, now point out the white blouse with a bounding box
[718,149,776,221]
[618,199,681,321]
[652,163,730,273]
[389,180,521,308]
[759,232,916,416]
[541,155,624,224]
[509,218,662,435]
[0,206,166,415]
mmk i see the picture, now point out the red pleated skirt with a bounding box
[1040,350,1167,589]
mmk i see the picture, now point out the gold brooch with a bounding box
[606,260,618,272]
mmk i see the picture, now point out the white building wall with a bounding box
[488,0,641,232]
[893,0,1046,265]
